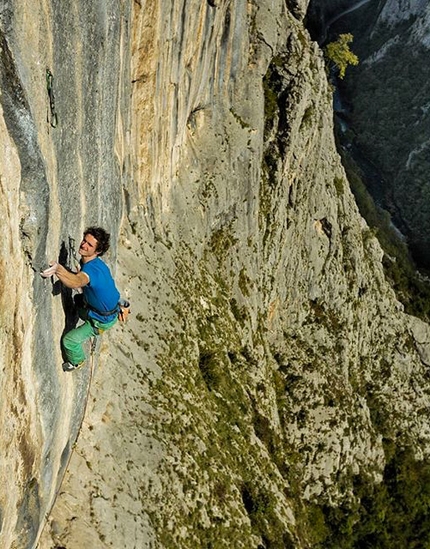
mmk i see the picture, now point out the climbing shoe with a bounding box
[62,361,85,372]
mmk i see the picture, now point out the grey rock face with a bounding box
[378,0,429,26]
[375,0,430,49]
[0,1,129,548]
[2,0,430,548]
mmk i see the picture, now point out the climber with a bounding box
[41,227,121,372]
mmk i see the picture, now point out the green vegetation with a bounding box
[145,228,430,547]
[324,33,359,79]
[345,43,430,180]
[307,445,430,548]
[145,252,303,547]
[262,58,284,139]
[271,339,430,547]
[340,21,430,266]
[241,479,296,549]
[339,148,430,321]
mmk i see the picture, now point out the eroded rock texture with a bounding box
[2,0,430,548]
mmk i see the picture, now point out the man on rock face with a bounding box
[42,226,120,372]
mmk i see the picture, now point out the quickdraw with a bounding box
[68,236,79,270]
[46,68,58,128]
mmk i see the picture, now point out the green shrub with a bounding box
[325,33,359,79]
[308,446,430,548]
[339,148,430,322]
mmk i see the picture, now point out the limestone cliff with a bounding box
[2,0,430,548]
[378,0,429,32]
[0,1,129,547]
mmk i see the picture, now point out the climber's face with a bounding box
[79,233,99,261]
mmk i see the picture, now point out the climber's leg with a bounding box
[62,320,96,366]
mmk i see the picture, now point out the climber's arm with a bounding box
[41,262,89,289]
[55,264,89,289]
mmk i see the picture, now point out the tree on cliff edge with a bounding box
[325,33,359,79]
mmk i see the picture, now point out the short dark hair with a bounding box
[84,226,110,256]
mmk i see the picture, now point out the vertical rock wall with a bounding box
[0,1,130,548]
[3,0,430,547]
[44,0,430,547]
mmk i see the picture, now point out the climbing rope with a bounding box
[46,69,58,128]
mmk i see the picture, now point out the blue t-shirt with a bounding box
[81,257,120,323]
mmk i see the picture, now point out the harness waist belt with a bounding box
[86,302,119,317]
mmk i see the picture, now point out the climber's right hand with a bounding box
[40,262,59,278]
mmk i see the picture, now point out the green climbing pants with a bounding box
[62,309,117,366]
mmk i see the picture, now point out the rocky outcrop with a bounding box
[2,0,430,548]
[378,0,428,26]
[374,0,430,48]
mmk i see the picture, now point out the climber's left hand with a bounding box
[40,262,59,278]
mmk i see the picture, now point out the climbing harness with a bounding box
[85,301,120,318]
[46,68,58,128]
